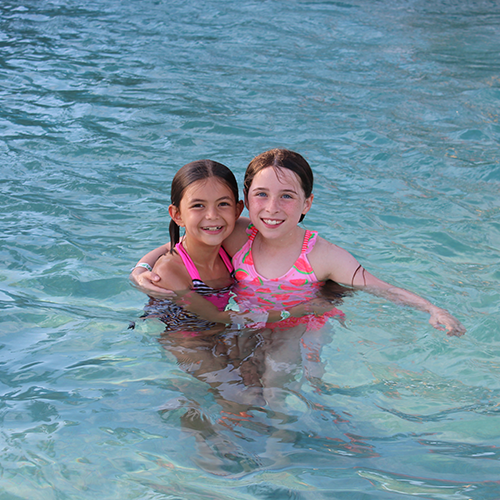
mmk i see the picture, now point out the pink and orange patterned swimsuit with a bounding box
[232,225,344,330]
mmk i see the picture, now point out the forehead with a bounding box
[182,177,233,199]
[251,166,303,191]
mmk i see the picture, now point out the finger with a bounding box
[134,283,175,298]
[447,325,466,337]
[147,288,176,298]
[138,272,160,286]
[447,328,465,337]
[429,318,446,332]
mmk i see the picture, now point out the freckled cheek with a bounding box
[247,199,263,212]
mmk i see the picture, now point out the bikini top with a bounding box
[176,241,234,310]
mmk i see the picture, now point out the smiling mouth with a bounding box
[262,219,282,226]
[202,226,223,231]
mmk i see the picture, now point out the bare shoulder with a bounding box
[223,217,251,256]
[309,235,362,284]
[153,252,191,291]
[311,235,356,261]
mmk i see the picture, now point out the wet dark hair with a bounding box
[168,160,239,253]
[244,148,313,223]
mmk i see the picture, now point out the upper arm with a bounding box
[309,237,368,286]
[310,237,392,289]
[151,258,229,324]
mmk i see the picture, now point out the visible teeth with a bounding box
[203,226,222,231]
[263,219,281,225]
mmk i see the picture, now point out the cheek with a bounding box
[246,199,257,213]
[247,197,265,212]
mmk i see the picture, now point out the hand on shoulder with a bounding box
[152,252,191,292]
[129,266,175,298]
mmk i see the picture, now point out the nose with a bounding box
[265,196,279,213]
[205,205,219,219]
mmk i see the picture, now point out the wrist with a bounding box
[428,305,445,314]
[130,262,153,273]
[288,305,302,318]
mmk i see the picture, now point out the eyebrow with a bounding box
[189,195,233,203]
[251,186,298,194]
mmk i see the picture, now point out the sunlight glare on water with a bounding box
[1,0,499,498]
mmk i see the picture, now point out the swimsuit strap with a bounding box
[176,242,201,281]
[247,224,315,250]
[248,224,259,242]
[248,225,316,254]
[302,230,317,255]
[176,241,234,282]
[218,246,234,273]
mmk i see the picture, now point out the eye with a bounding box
[190,203,204,209]
[255,192,267,197]
[282,194,293,199]
[219,201,231,207]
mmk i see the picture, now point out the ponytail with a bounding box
[169,220,180,255]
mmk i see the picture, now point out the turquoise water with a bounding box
[1,0,499,498]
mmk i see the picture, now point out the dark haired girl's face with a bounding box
[246,167,313,240]
[169,178,243,247]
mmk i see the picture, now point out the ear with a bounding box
[168,205,184,227]
[302,193,314,216]
[244,192,249,210]
[235,200,244,218]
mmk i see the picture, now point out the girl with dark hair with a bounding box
[132,149,465,336]
[138,159,330,328]
[152,160,241,299]
[138,159,244,330]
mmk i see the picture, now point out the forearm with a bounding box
[351,268,439,311]
[365,283,441,314]
[179,295,280,326]
[357,273,465,336]
[134,244,169,269]
[129,244,169,289]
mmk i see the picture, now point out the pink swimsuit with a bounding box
[176,241,233,311]
[232,225,344,330]
[145,242,234,334]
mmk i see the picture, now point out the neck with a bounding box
[181,237,221,271]
[255,225,304,252]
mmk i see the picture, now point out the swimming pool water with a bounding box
[1,0,499,498]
